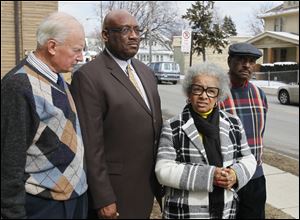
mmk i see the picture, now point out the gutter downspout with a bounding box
[14,1,20,65]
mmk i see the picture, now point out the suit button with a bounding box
[154,140,158,145]
[153,119,156,123]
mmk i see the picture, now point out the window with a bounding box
[280,49,287,61]
[162,63,179,72]
[154,63,160,71]
[163,63,171,71]
[274,17,283,31]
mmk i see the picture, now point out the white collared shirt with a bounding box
[106,49,150,110]
[27,52,63,84]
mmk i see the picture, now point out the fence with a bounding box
[254,69,299,85]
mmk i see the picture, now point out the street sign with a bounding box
[181,30,192,53]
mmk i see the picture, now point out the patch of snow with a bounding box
[250,80,287,89]
[274,61,297,65]
[261,63,274,66]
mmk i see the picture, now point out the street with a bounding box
[264,95,299,159]
[157,83,299,159]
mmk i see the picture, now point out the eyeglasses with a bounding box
[106,26,143,36]
[191,84,219,98]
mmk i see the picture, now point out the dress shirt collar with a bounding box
[106,49,132,75]
[27,52,59,83]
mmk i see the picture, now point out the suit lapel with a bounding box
[103,52,151,115]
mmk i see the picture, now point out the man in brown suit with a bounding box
[70,10,162,219]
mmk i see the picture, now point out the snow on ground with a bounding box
[250,80,287,89]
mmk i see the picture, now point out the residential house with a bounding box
[137,32,174,65]
[247,1,299,63]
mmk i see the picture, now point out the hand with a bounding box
[213,167,228,187]
[213,167,237,189]
[98,203,119,219]
[226,168,237,189]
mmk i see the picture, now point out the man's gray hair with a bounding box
[36,12,83,48]
[182,62,230,101]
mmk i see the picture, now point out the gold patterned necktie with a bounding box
[126,64,143,97]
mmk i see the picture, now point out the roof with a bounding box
[247,31,299,45]
[260,3,299,18]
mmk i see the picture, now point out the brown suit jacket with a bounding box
[70,50,162,218]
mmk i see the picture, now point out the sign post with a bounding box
[181,30,191,53]
[181,30,193,67]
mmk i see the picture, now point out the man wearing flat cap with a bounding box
[219,42,268,219]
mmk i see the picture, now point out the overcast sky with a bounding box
[59,1,283,37]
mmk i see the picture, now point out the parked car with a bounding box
[148,61,180,84]
[277,83,299,105]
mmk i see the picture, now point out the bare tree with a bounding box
[93,1,180,39]
[91,1,181,62]
[247,2,277,36]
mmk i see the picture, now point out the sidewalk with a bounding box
[263,163,299,218]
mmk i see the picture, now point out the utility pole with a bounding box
[100,1,104,50]
[145,27,152,63]
[100,1,103,25]
[149,34,152,63]
[189,32,193,67]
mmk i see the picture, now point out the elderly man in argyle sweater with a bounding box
[1,12,88,219]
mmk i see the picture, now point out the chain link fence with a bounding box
[253,69,299,85]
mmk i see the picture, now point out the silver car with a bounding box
[277,83,299,105]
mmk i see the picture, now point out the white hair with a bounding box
[36,12,83,48]
[182,62,230,102]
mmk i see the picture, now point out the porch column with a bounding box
[296,46,299,63]
[267,48,273,63]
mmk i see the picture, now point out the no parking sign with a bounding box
[181,30,192,53]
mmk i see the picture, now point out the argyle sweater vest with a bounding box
[1,59,88,201]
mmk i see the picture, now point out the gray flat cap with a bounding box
[228,43,262,59]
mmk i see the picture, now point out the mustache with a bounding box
[239,69,250,74]
[128,39,139,43]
